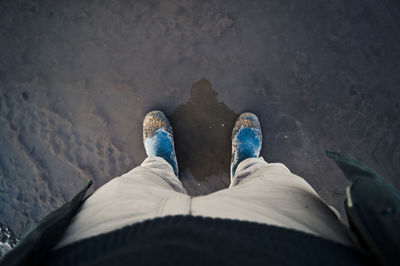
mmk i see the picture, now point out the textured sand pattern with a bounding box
[0,87,134,234]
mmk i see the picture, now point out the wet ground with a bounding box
[0,0,399,243]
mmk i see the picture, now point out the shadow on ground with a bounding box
[171,79,237,182]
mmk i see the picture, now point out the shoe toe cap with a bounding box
[143,110,173,139]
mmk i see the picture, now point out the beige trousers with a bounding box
[55,156,353,249]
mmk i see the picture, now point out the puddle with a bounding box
[170,79,238,181]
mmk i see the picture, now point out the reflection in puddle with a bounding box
[170,79,238,181]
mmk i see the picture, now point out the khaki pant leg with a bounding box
[55,156,190,249]
[191,157,353,246]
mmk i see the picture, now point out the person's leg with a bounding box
[55,156,189,249]
[192,157,352,246]
[191,113,353,246]
[55,111,190,248]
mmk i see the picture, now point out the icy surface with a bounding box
[0,224,19,261]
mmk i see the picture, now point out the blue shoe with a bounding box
[230,112,262,179]
[143,110,179,176]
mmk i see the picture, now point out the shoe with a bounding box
[230,112,262,179]
[143,110,179,176]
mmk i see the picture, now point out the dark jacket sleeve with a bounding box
[327,151,400,266]
[0,181,93,266]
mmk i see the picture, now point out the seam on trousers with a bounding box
[141,167,184,193]
[232,160,265,186]
[235,163,290,186]
[188,196,193,215]
[156,198,167,216]
[232,165,260,186]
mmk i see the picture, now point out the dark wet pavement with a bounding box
[0,0,399,236]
